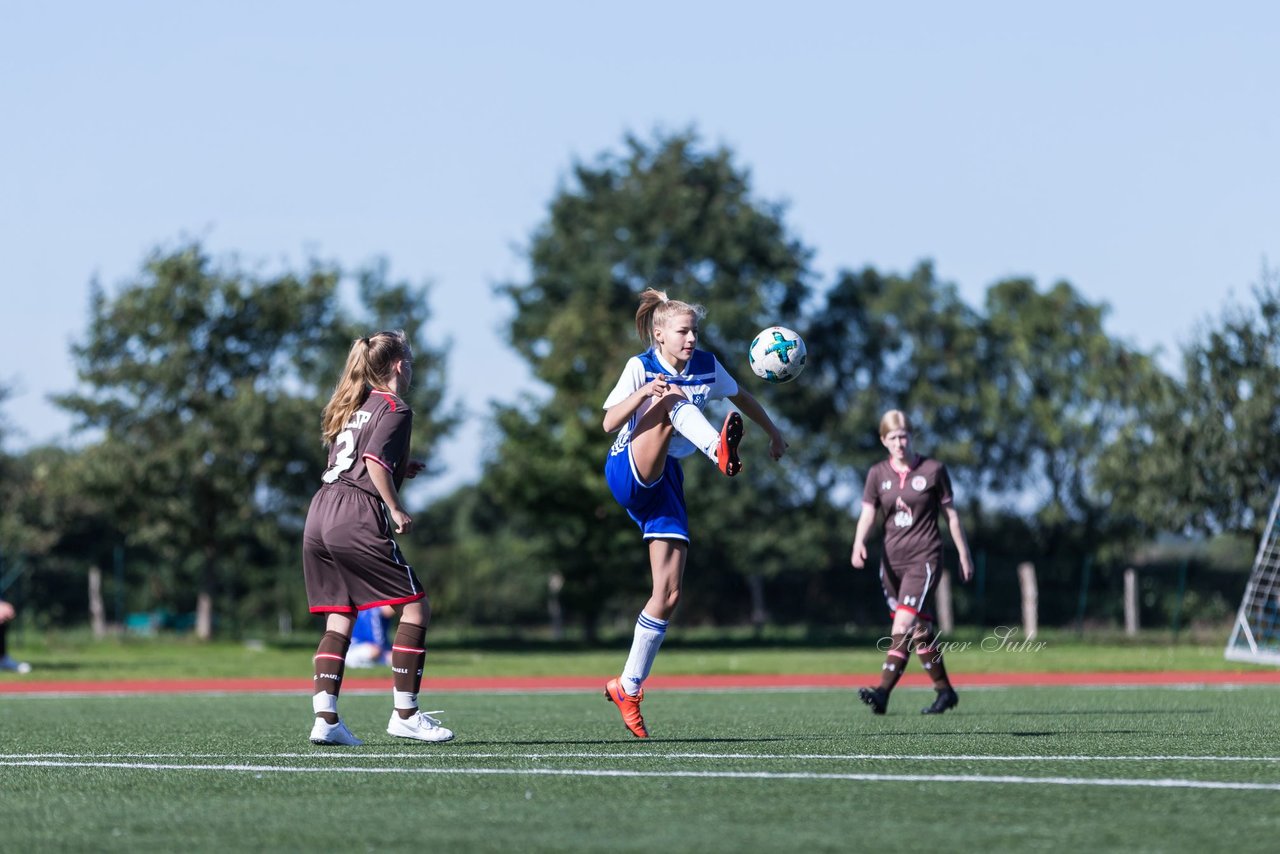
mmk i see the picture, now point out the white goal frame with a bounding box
[1225,483,1280,665]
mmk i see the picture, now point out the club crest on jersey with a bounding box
[911,475,927,491]
[893,497,914,529]
[881,480,892,491]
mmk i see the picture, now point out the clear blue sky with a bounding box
[2,2,1276,497]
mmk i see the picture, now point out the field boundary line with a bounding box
[3,758,1278,791]
[4,751,1279,763]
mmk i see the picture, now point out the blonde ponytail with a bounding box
[634,287,706,347]
[320,330,411,443]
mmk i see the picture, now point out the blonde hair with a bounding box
[634,287,707,347]
[321,330,412,443]
[879,409,912,439]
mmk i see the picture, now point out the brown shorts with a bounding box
[302,482,424,614]
[878,555,943,622]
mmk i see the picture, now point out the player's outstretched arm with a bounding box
[729,389,787,460]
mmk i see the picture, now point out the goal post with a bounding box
[1225,484,1280,665]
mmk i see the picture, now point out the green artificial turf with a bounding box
[2,685,1277,852]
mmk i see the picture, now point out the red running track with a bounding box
[2,670,1278,695]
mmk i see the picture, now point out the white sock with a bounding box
[669,399,720,461]
[312,692,338,716]
[620,611,669,695]
[393,690,418,711]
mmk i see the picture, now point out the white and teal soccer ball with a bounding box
[748,326,807,383]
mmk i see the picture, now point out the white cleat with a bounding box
[387,710,455,743]
[0,656,31,674]
[309,717,364,746]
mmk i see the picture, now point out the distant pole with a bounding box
[1074,555,1093,636]
[1124,567,1139,637]
[114,544,125,625]
[975,550,987,628]
[1018,562,1038,640]
[1171,559,1189,640]
[89,566,107,638]
[548,571,565,641]
[936,569,954,635]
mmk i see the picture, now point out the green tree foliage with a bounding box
[799,262,986,490]
[53,242,452,637]
[0,445,121,626]
[1098,269,1280,545]
[802,264,1169,621]
[481,131,819,635]
[978,279,1162,530]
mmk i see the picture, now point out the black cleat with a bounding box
[716,411,744,477]
[921,687,959,715]
[858,687,888,715]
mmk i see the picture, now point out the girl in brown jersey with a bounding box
[850,409,975,715]
[302,330,454,745]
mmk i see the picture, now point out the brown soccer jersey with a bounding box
[302,389,423,614]
[320,389,413,494]
[861,456,953,568]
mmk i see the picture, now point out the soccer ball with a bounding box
[748,326,807,383]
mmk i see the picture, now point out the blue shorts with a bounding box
[605,445,689,541]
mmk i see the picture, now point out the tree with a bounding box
[976,278,1162,530]
[1098,267,1280,544]
[55,242,453,637]
[486,130,816,635]
[799,262,987,492]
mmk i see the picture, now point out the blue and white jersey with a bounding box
[603,348,739,459]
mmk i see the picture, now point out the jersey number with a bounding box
[322,430,357,483]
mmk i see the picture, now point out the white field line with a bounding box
[2,751,1279,763]
[0,758,1277,791]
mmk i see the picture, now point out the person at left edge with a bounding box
[302,330,454,745]
[0,598,32,673]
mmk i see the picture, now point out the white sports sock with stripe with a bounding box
[668,399,719,461]
[620,611,669,696]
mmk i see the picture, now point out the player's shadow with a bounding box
[863,729,1147,738]
[460,735,815,747]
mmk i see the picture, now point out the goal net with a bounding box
[1225,484,1280,665]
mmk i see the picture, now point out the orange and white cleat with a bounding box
[605,676,649,738]
[716,411,744,477]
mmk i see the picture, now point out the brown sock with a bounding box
[391,622,427,719]
[877,632,911,692]
[312,630,349,724]
[914,625,952,690]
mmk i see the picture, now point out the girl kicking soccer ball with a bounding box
[602,288,788,737]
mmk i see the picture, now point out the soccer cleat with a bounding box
[387,710,455,743]
[921,687,959,715]
[716,411,744,477]
[605,677,649,738]
[0,656,32,674]
[309,717,364,746]
[858,686,888,715]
